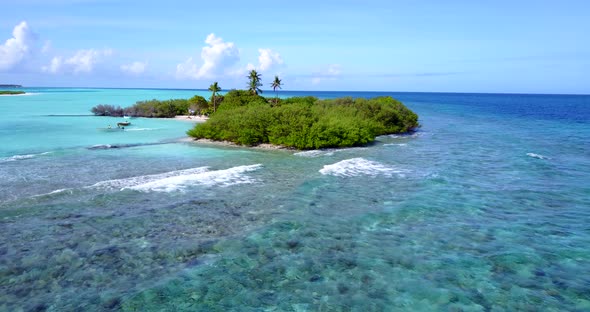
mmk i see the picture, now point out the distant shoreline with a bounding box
[0,90,26,95]
[169,115,209,123]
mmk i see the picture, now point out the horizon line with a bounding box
[3,85,589,96]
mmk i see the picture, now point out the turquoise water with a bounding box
[1,89,589,311]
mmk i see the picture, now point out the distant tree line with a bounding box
[0,90,25,95]
[90,96,209,118]
[90,69,278,118]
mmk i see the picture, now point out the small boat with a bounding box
[117,121,131,127]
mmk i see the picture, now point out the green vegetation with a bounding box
[187,93,419,149]
[91,98,205,117]
[91,104,124,116]
[189,95,209,115]
[270,75,282,105]
[0,90,25,95]
[124,99,190,117]
[247,70,263,95]
[208,82,221,112]
[90,73,419,150]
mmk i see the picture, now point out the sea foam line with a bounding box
[32,164,263,197]
[0,151,52,162]
[527,153,550,160]
[319,158,406,177]
[294,150,335,158]
[293,147,367,158]
[124,128,162,131]
[383,143,407,147]
[126,164,262,192]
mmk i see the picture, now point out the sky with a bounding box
[0,0,588,94]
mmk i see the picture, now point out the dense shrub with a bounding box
[189,95,209,115]
[188,94,419,149]
[92,99,191,118]
[215,89,268,112]
[91,104,124,116]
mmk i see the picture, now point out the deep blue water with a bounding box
[0,88,589,311]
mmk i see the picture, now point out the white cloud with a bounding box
[43,48,113,74]
[43,56,62,73]
[247,48,284,72]
[0,21,38,71]
[327,64,341,76]
[176,33,240,79]
[120,61,146,75]
[66,49,112,73]
[311,64,342,85]
[41,40,52,54]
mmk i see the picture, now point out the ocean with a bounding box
[1,88,589,311]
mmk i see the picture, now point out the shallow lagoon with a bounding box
[1,89,589,310]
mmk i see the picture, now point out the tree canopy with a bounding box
[208,82,221,112]
[247,70,263,95]
[187,93,419,149]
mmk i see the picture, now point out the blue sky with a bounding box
[0,0,588,93]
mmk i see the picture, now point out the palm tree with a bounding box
[247,70,263,95]
[270,75,282,105]
[208,81,221,112]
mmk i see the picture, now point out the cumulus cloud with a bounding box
[120,61,146,75]
[176,33,240,79]
[0,21,38,71]
[247,48,284,72]
[43,56,62,73]
[311,64,342,85]
[42,48,113,74]
[41,40,52,54]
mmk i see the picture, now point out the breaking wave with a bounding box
[294,150,335,158]
[33,165,263,197]
[527,153,550,160]
[294,147,367,158]
[319,158,406,177]
[0,152,52,162]
[94,164,262,192]
[384,143,407,147]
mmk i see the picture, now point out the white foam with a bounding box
[294,150,334,158]
[387,132,421,139]
[91,167,210,190]
[384,143,407,147]
[527,153,550,160]
[85,165,261,193]
[294,147,367,158]
[127,164,262,192]
[0,151,51,162]
[319,158,405,177]
[124,128,161,131]
[0,92,38,97]
[29,165,262,198]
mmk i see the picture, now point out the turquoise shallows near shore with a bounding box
[1,88,589,311]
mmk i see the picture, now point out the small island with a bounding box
[91,71,419,150]
[0,90,26,95]
[188,71,418,149]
